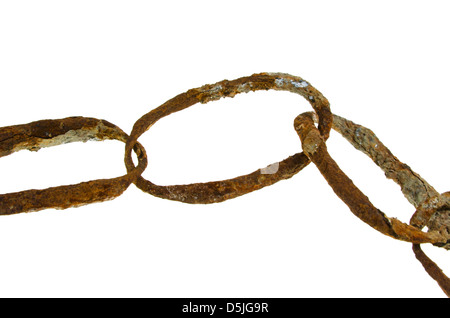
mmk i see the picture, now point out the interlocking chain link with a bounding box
[0,117,147,213]
[0,73,448,296]
[124,73,331,203]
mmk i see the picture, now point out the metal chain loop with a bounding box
[0,117,147,214]
[294,112,449,295]
[124,73,331,203]
[0,73,448,296]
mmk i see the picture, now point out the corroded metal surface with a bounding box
[0,73,448,296]
[0,117,147,214]
[294,112,447,245]
[297,112,450,295]
[124,73,331,203]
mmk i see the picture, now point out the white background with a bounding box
[0,1,449,298]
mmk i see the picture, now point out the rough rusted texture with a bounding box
[294,112,446,244]
[410,192,450,234]
[329,113,439,208]
[124,72,331,203]
[1,72,448,296]
[320,113,449,242]
[135,152,311,203]
[304,112,450,296]
[413,244,450,297]
[0,117,147,215]
[0,117,127,157]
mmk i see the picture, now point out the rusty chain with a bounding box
[0,72,448,296]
